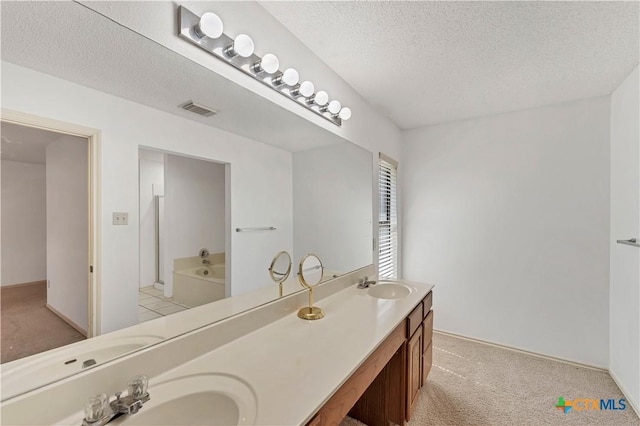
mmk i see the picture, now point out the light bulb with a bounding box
[194,12,223,39]
[273,68,299,87]
[293,81,315,98]
[338,107,352,121]
[327,100,342,115]
[225,34,254,58]
[260,54,280,74]
[313,91,329,106]
[282,68,299,86]
[251,53,279,74]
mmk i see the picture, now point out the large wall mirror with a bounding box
[0,1,372,400]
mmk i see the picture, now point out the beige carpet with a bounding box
[1,282,85,363]
[342,332,639,426]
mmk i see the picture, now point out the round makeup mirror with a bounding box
[268,251,292,297]
[297,254,324,320]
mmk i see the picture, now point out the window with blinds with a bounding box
[378,154,398,279]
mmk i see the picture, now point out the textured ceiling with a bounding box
[1,123,64,164]
[260,1,640,129]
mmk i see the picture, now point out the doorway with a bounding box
[138,148,228,322]
[0,115,97,363]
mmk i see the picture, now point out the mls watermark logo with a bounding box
[555,396,626,413]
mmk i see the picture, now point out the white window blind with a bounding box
[378,154,398,279]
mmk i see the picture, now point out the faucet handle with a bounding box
[83,394,109,423]
[128,375,149,400]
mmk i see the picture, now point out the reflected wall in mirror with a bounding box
[138,148,228,321]
[293,142,373,278]
[0,0,373,399]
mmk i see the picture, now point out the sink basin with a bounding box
[115,373,256,426]
[1,335,163,400]
[368,282,412,299]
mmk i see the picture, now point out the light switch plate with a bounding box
[113,212,128,225]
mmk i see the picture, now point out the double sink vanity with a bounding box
[1,266,433,425]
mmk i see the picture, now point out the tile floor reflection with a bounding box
[138,286,191,323]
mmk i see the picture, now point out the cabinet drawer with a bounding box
[406,302,423,338]
[422,291,432,317]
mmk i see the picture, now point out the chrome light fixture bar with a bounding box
[178,6,350,126]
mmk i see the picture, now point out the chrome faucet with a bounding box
[199,248,210,265]
[357,276,377,289]
[82,376,150,426]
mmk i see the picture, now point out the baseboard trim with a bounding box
[45,304,87,337]
[609,368,640,419]
[1,280,46,290]
[434,329,607,372]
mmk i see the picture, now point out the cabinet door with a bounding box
[386,343,407,426]
[422,310,434,387]
[406,325,422,421]
[422,310,433,353]
[422,340,433,385]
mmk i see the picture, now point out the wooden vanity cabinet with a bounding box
[308,323,406,426]
[422,310,434,385]
[406,291,434,421]
[308,290,434,426]
[422,291,434,386]
[406,322,422,420]
[405,301,423,420]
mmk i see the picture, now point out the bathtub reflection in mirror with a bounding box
[138,148,228,321]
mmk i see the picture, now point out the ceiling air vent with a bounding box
[180,101,218,117]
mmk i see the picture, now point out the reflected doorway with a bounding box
[138,148,227,323]
[1,121,90,363]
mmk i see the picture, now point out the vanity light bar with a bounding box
[177,6,351,126]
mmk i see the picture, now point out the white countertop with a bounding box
[1,266,345,391]
[3,273,433,425]
[126,279,433,425]
[1,270,342,383]
[0,277,304,390]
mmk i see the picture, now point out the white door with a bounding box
[609,66,639,409]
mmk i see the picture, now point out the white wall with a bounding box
[164,154,226,297]
[139,157,164,288]
[46,136,89,332]
[402,97,611,367]
[1,161,47,286]
[293,143,372,272]
[609,65,639,411]
[2,61,294,333]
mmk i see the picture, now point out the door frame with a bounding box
[1,108,101,337]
